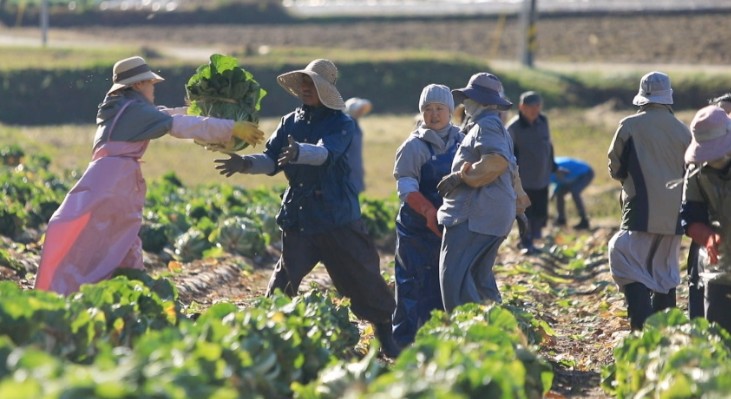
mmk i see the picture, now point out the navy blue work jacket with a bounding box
[264,105,361,234]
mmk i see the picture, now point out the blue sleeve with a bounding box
[263,116,290,175]
[320,116,355,165]
[680,200,709,232]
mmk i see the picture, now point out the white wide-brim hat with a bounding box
[685,105,731,163]
[107,56,164,95]
[277,59,345,110]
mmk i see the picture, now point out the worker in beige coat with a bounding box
[607,71,691,330]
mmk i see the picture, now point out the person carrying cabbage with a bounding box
[34,55,264,295]
[215,59,401,358]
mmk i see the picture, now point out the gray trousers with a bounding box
[439,221,505,312]
[266,219,395,323]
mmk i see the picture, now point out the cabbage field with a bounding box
[2,143,731,398]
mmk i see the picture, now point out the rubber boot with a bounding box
[573,218,590,230]
[624,282,652,330]
[652,288,676,312]
[374,322,402,358]
[516,214,538,254]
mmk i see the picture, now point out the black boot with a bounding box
[624,282,652,330]
[573,218,590,230]
[374,322,402,358]
[652,288,676,312]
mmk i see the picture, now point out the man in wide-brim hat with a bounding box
[214,59,401,358]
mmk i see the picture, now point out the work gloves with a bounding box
[405,191,442,237]
[277,136,300,167]
[436,164,468,198]
[437,153,509,197]
[687,223,722,265]
[232,121,265,147]
[214,155,252,177]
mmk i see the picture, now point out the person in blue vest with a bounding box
[551,156,594,229]
[391,84,464,346]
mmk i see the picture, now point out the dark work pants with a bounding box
[266,219,395,323]
[686,241,705,319]
[554,170,594,221]
[523,186,549,245]
[624,282,676,330]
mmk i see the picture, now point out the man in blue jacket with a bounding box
[214,59,400,357]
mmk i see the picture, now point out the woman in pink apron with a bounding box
[34,56,264,295]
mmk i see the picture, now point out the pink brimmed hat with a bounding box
[685,105,731,163]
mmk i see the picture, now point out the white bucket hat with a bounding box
[277,59,345,110]
[107,56,164,95]
[685,105,731,163]
[633,71,673,106]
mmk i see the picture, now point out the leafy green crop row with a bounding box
[295,303,553,399]
[0,273,552,398]
[0,272,360,398]
[602,309,731,398]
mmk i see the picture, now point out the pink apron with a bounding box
[35,102,149,295]
[34,102,236,295]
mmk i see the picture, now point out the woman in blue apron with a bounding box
[392,84,464,346]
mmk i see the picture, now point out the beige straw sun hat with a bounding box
[107,56,164,95]
[277,59,345,110]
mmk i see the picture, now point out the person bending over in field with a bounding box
[214,59,402,358]
[34,56,264,295]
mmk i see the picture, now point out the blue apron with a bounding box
[392,139,459,346]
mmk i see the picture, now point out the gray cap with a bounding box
[419,84,455,113]
[519,91,542,106]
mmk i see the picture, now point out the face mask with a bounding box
[708,153,731,169]
[463,99,483,118]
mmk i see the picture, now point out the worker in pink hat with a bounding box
[681,105,731,330]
